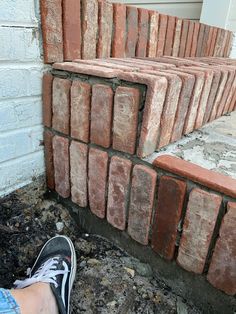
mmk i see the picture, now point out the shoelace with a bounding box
[14,257,69,289]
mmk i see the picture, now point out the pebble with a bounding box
[56,221,64,232]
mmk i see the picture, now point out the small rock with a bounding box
[124,267,135,278]
[56,222,64,232]
[87,258,101,266]
[106,300,117,308]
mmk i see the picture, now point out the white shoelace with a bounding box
[14,257,69,289]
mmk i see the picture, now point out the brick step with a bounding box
[40,0,234,63]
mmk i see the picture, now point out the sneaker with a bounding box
[14,235,77,314]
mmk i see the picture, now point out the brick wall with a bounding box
[40,0,234,64]
[0,0,44,196]
[43,56,236,297]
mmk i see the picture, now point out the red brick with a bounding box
[178,20,189,58]
[42,73,53,128]
[164,16,176,56]
[136,8,149,57]
[172,19,182,57]
[40,0,63,63]
[112,3,126,58]
[53,62,119,78]
[196,23,205,57]
[216,67,235,117]
[190,22,200,57]
[152,176,186,260]
[205,26,214,56]
[107,156,132,230]
[184,21,194,57]
[191,67,214,129]
[44,130,54,190]
[147,11,159,57]
[213,29,225,57]
[88,148,108,219]
[228,83,236,113]
[126,6,138,57]
[153,155,236,198]
[207,202,236,295]
[52,78,71,135]
[209,68,229,121]
[209,27,218,57]
[70,141,88,207]
[71,81,91,143]
[53,135,70,198]
[177,68,204,134]
[156,72,182,149]
[90,84,113,148]
[117,71,167,158]
[177,188,222,274]
[63,0,81,61]
[201,25,210,57]
[156,14,168,57]
[128,165,157,245]
[168,70,195,142]
[97,0,113,58]
[224,31,234,57]
[81,0,98,59]
[113,87,140,154]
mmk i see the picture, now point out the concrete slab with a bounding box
[144,111,236,179]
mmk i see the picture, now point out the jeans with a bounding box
[0,289,20,314]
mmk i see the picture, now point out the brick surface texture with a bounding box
[107,156,132,230]
[43,73,53,128]
[207,201,236,295]
[44,130,54,190]
[128,165,157,245]
[152,176,186,260]
[177,188,222,274]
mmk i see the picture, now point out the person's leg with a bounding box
[10,283,58,314]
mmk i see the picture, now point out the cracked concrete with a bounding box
[144,111,236,179]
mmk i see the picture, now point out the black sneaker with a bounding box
[14,235,76,314]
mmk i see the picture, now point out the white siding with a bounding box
[111,0,203,20]
[0,0,44,196]
[227,0,236,32]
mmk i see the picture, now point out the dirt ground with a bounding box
[0,178,201,313]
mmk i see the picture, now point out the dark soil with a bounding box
[0,179,201,313]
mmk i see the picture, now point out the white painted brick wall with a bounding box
[0,0,45,196]
[230,33,236,58]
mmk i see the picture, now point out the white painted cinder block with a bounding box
[0,0,45,197]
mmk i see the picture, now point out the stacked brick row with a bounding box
[46,57,236,158]
[40,0,234,63]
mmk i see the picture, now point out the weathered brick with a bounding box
[71,81,91,143]
[147,11,159,57]
[207,202,236,295]
[209,27,218,57]
[190,22,200,57]
[53,135,70,198]
[172,19,182,57]
[97,0,113,58]
[214,28,225,57]
[107,156,132,230]
[113,86,140,154]
[112,3,126,58]
[205,26,214,56]
[42,73,53,128]
[153,155,236,199]
[44,130,54,190]
[81,0,98,59]
[164,16,176,56]
[178,20,189,57]
[185,21,194,57]
[177,188,222,274]
[152,176,186,260]
[200,25,210,57]
[128,165,157,245]
[196,23,205,57]
[63,0,81,60]
[90,84,113,148]
[177,68,204,134]
[224,31,234,57]
[52,78,71,135]
[126,6,138,57]
[156,14,168,57]
[156,72,182,148]
[40,0,63,63]
[88,148,108,219]
[70,141,88,207]
[168,70,195,142]
[136,8,149,57]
